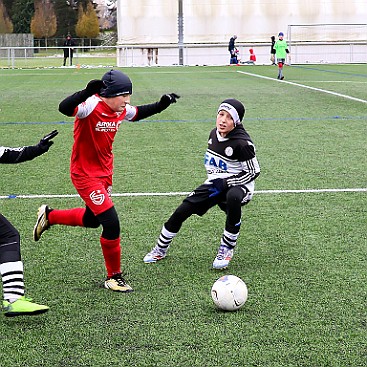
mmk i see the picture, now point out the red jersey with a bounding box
[70,95,137,177]
[249,49,256,62]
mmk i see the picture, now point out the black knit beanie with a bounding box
[100,70,133,97]
[217,98,245,125]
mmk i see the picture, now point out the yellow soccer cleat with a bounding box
[104,273,133,293]
[33,204,50,241]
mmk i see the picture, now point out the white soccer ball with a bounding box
[211,275,248,311]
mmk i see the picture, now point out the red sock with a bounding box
[48,208,85,226]
[100,237,121,277]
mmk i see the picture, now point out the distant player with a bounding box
[274,32,291,80]
[228,35,238,64]
[270,35,276,65]
[241,48,256,65]
[1,130,58,316]
[33,70,179,293]
[144,99,260,270]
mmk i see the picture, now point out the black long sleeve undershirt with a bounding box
[134,101,168,121]
[59,90,173,122]
[58,90,90,117]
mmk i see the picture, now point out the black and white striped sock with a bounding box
[156,225,177,252]
[0,261,25,303]
[220,229,239,249]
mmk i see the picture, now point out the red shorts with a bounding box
[71,174,114,216]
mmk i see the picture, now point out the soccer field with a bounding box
[0,64,366,367]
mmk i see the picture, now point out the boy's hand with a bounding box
[38,130,59,152]
[86,79,105,96]
[158,93,180,110]
[209,178,228,197]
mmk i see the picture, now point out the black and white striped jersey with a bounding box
[204,124,260,192]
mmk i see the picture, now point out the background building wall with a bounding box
[116,0,367,66]
[117,0,367,45]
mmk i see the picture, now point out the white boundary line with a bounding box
[237,70,367,104]
[0,188,366,200]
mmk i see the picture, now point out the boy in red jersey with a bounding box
[33,70,179,292]
[241,48,256,64]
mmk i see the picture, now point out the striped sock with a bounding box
[0,261,25,303]
[156,225,177,252]
[221,229,239,249]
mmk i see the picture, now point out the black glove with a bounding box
[167,93,180,103]
[59,81,104,116]
[86,79,105,97]
[209,178,228,198]
[158,93,180,110]
[37,130,59,152]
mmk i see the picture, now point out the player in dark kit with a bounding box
[63,34,75,66]
[1,130,58,316]
[228,35,238,64]
[144,99,260,269]
[33,70,179,293]
[270,35,276,65]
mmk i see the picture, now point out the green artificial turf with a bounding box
[0,65,366,367]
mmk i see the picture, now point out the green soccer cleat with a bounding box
[104,273,133,293]
[3,296,49,317]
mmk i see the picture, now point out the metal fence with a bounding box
[116,42,367,67]
[0,46,117,69]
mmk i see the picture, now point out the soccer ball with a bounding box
[211,275,248,311]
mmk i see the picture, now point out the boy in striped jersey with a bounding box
[144,99,260,269]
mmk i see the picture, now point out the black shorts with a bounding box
[183,183,251,216]
[0,213,20,263]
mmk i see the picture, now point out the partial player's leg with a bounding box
[143,201,194,263]
[96,206,132,293]
[1,214,49,316]
[277,58,285,80]
[75,178,133,293]
[144,184,217,264]
[33,205,91,241]
[213,186,247,269]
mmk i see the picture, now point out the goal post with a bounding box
[287,23,367,64]
[288,23,367,43]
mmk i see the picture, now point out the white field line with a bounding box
[237,70,367,104]
[0,188,366,200]
[293,81,367,84]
